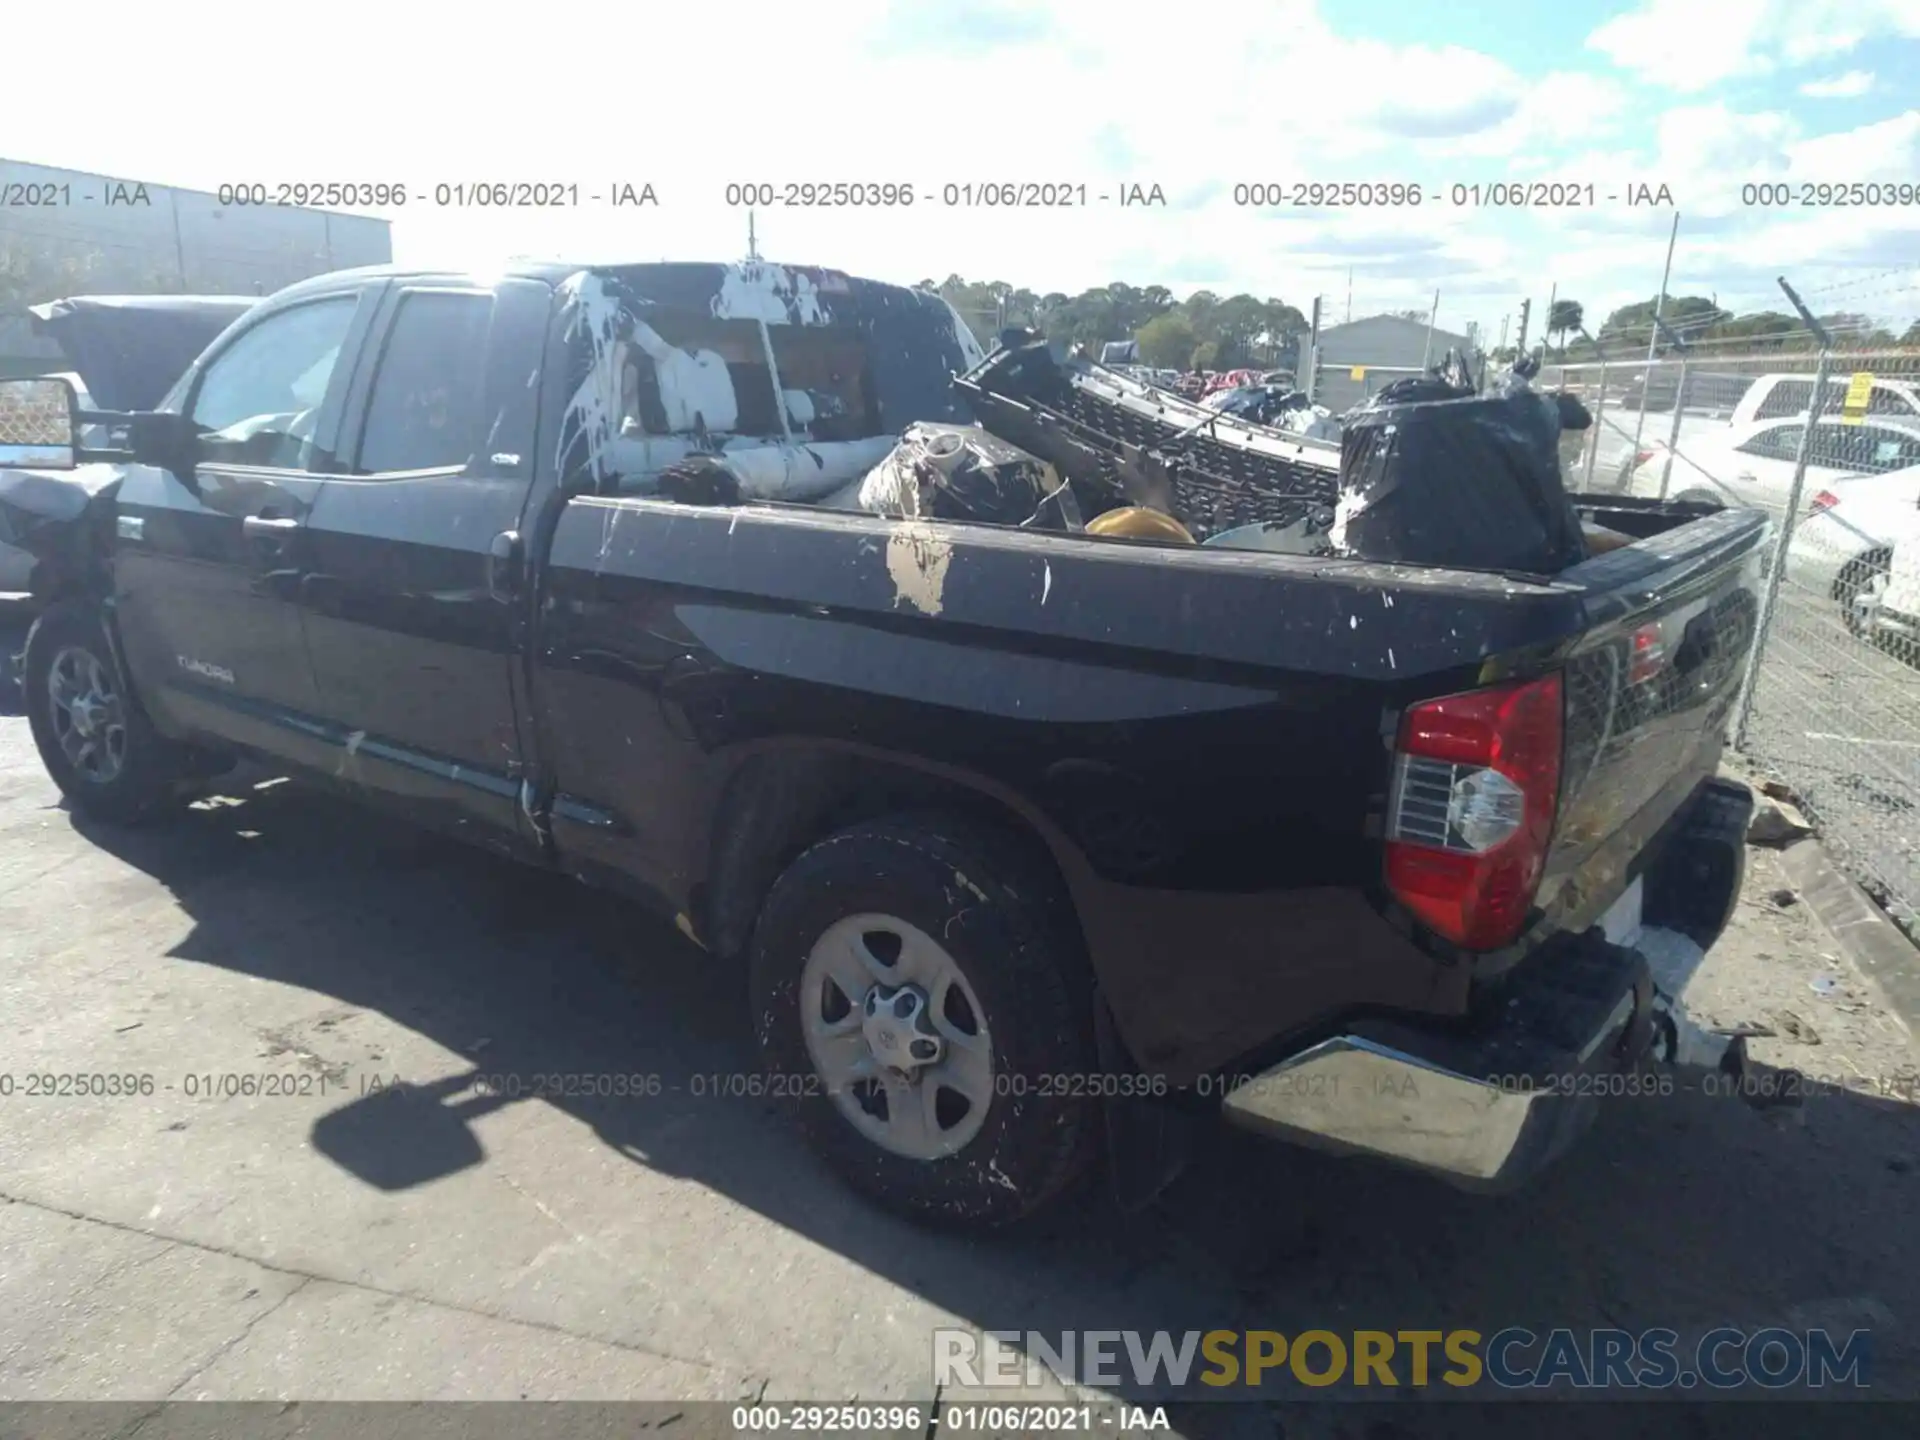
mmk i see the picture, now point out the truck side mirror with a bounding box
[0,376,79,470]
[125,411,201,475]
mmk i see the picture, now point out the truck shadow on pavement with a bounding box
[58,765,1920,1426]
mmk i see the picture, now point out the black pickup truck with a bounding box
[0,260,1766,1228]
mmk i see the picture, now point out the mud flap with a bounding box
[1094,989,1191,1212]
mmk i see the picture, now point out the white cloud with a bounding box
[1587,0,1920,90]
[1787,110,1920,176]
[1799,69,1876,97]
[1586,0,1773,91]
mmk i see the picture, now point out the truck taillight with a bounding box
[1810,490,1839,512]
[1384,673,1564,950]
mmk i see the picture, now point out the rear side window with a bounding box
[1735,426,1799,461]
[614,312,782,439]
[353,293,492,474]
[768,325,884,441]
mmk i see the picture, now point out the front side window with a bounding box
[1789,424,1920,474]
[353,293,492,474]
[1862,427,1920,473]
[190,297,358,469]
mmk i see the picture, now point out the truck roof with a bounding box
[262,258,911,304]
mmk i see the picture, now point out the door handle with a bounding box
[487,530,522,603]
[243,515,300,538]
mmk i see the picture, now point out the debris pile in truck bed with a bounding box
[953,336,1341,542]
[1333,366,1591,574]
[944,337,1606,572]
[829,421,1079,528]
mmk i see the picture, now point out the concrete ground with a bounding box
[3,600,1919,1434]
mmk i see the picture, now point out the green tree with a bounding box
[1818,311,1898,350]
[1134,312,1198,369]
[916,275,1310,366]
[1547,299,1584,349]
[1599,296,1729,352]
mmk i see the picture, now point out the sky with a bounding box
[6,0,1920,342]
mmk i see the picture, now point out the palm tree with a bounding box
[1547,299,1584,355]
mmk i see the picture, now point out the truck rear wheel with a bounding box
[748,814,1100,1228]
[24,600,183,824]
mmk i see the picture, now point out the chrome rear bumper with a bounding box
[1221,978,1641,1191]
[1223,777,1753,1191]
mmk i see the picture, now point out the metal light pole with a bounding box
[1304,296,1323,404]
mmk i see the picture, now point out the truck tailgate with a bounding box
[1530,504,1769,940]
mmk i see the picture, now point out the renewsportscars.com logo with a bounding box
[932,1327,1872,1392]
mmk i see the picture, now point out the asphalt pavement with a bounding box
[2,601,1919,1435]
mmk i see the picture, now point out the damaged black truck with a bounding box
[0,261,1766,1227]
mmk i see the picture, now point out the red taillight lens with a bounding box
[1384,673,1564,950]
[1634,448,1656,467]
[1628,621,1668,686]
[1810,490,1839,512]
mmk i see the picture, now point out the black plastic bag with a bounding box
[1334,387,1587,574]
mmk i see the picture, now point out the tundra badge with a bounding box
[177,655,235,685]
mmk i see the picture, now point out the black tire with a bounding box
[749,813,1099,1228]
[1835,550,1891,637]
[24,600,183,823]
[1672,488,1727,510]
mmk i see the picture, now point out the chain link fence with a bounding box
[1545,334,1920,936]
[0,376,73,451]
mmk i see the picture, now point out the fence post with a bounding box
[1732,278,1834,751]
[1650,315,1694,500]
[1655,354,1689,499]
[1628,213,1680,482]
[1582,357,1610,490]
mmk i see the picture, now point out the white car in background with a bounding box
[1787,464,1920,633]
[1622,415,1920,514]
[1871,531,1920,651]
[1730,373,1920,431]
